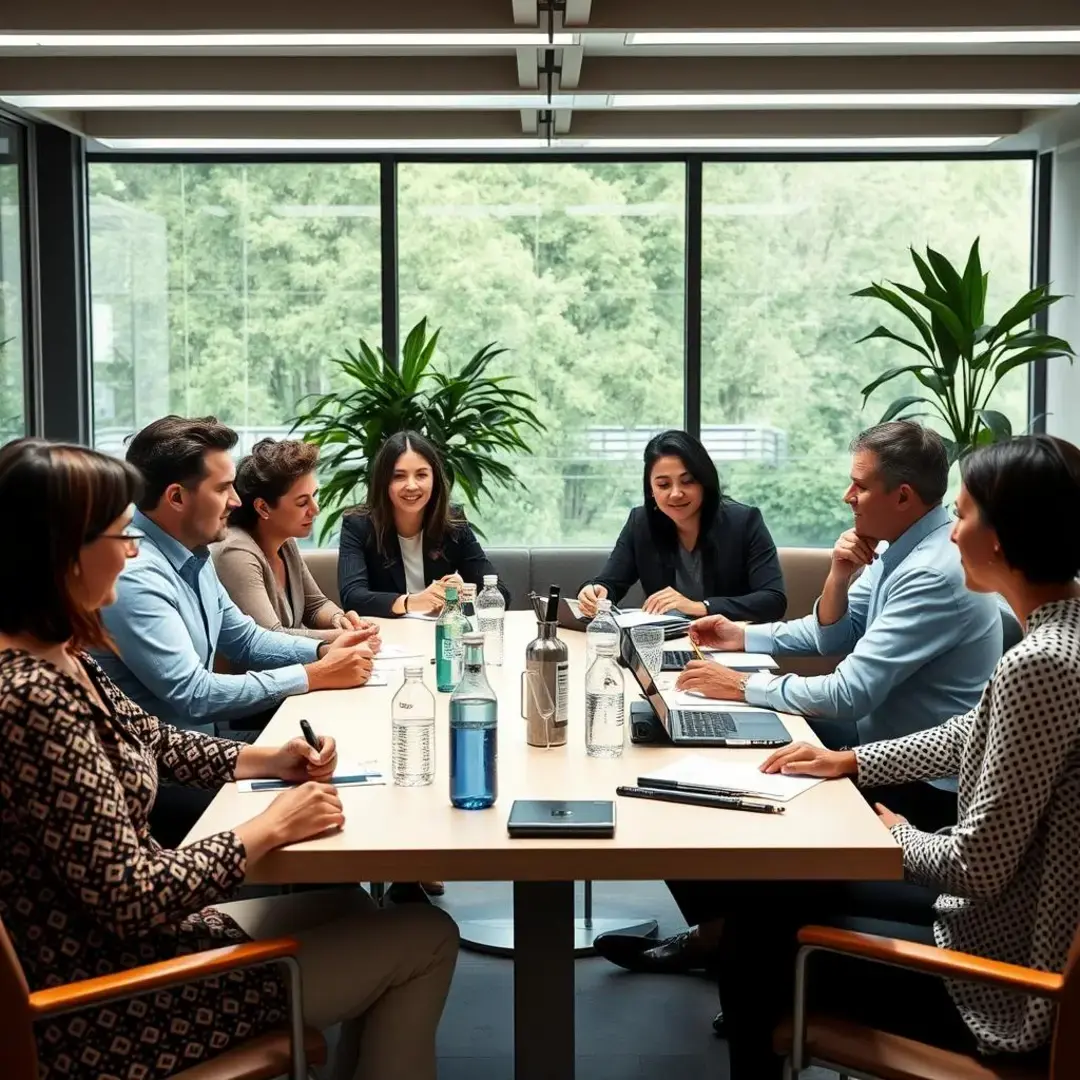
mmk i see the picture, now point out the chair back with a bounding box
[0,916,37,1080]
[1049,920,1080,1077]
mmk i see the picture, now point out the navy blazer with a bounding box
[584,500,787,623]
[338,510,511,618]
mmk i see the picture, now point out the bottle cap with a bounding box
[445,585,459,602]
[403,664,425,679]
[463,631,485,646]
[483,574,498,585]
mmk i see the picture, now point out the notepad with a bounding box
[613,610,689,630]
[638,755,824,802]
[237,761,385,793]
[712,652,778,671]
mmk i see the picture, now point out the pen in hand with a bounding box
[299,718,321,751]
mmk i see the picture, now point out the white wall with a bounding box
[1046,145,1080,445]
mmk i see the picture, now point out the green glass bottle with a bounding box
[435,585,471,692]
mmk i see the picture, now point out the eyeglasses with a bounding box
[96,528,146,551]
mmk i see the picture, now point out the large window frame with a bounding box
[0,111,32,442]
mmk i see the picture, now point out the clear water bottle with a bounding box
[391,665,435,786]
[449,632,498,809]
[435,585,470,692]
[585,640,625,758]
[586,597,620,669]
[476,574,506,666]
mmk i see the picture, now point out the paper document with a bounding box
[360,671,388,687]
[378,644,425,659]
[638,755,824,802]
[613,610,689,630]
[238,760,385,793]
[712,652,777,671]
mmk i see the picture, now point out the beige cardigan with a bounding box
[212,526,343,642]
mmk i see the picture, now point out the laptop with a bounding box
[625,638,791,748]
[558,596,690,640]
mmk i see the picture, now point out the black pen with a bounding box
[299,719,320,751]
[637,777,745,799]
[616,785,785,815]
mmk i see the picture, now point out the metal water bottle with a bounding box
[522,586,569,747]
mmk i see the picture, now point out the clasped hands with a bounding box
[577,582,706,619]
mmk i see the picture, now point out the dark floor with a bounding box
[428,881,836,1080]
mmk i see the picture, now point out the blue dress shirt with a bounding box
[94,510,319,734]
[744,506,1002,755]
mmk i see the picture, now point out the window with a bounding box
[398,162,686,546]
[88,162,381,457]
[701,159,1034,547]
[0,119,27,444]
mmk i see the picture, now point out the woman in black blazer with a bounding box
[338,430,510,618]
[578,430,786,623]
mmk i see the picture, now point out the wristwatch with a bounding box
[737,673,751,698]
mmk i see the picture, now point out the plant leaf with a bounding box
[854,326,934,363]
[851,283,935,353]
[878,395,932,423]
[860,362,934,399]
[976,409,1013,443]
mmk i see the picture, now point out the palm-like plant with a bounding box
[856,239,1074,461]
[292,318,544,542]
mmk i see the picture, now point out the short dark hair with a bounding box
[125,415,238,511]
[850,421,948,506]
[350,430,460,555]
[642,429,724,550]
[962,435,1080,584]
[230,438,320,531]
[0,439,143,648]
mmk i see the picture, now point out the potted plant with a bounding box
[292,318,544,542]
[856,239,1074,460]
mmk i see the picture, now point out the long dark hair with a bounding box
[0,439,143,649]
[642,430,723,550]
[353,430,460,556]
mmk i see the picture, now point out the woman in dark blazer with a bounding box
[578,430,786,622]
[338,430,510,618]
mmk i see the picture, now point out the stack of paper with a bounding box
[613,610,689,630]
[638,755,824,802]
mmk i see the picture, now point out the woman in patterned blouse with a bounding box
[710,435,1080,1079]
[0,439,458,1080]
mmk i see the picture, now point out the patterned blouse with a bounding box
[856,597,1080,1055]
[0,649,286,1080]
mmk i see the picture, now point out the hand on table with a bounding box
[643,587,705,617]
[307,642,374,690]
[875,803,909,830]
[760,742,857,778]
[688,614,746,651]
[675,660,746,701]
[271,734,339,784]
[409,582,448,615]
[577,583,608,618]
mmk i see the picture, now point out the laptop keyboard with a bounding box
[678,710,738,738]
[661,650,694,670]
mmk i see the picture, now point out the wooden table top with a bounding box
[186,612,901,884]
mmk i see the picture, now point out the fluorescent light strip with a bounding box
[0,32,576,48]
[626,30,1080,46]
[6,93,581,110]
[611,92,1080,108]
[94,135,999,151]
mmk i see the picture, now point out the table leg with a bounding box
[513,880,575,1080]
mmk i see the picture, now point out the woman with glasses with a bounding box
[704,434,1080,1079]
[213,438,379,644]
[0,438,458,1080]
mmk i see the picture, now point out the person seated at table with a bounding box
[596,421,1003,988]
[338,429,510,618]
[577,429,786,622]
[0,438,459,1080]
[213,437,380,645]
[697,433,1080,1079]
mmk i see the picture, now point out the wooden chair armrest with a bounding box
[29,937,300,1019]
[797,925,1063,998]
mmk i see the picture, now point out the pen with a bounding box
[616,785,785,814]
[637,777,746,799]
[299,719,320,750]
[689,637,705,662]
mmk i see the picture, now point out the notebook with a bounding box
[638,755,824,803]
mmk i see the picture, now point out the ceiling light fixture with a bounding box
[5,93,582,110]
[557,136,1001,149]
[610,92,1080,109]
[625,30,1080,46]
[0,32,576,48]
[92,137,551,151]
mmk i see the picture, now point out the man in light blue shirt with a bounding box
[596,421,1003,987]
[94,416,377,741]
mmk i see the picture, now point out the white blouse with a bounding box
[398,532,426,596]
[856,597,1080,1055]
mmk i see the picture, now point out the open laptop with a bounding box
[625,637,791,748]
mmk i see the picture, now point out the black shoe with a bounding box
[385,882,432,905]
[594,929,711,974]
[711,1009,726,1037]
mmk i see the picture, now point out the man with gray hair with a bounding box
[596,421,1004,985]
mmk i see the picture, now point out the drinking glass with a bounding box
[630,625,665,677]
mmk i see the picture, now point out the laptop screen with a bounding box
[624,635,673,731]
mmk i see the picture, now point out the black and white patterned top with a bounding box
[856,597,1080,1055]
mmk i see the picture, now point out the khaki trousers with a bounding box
[220,889,458,1080]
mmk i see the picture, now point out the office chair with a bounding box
[1,917,325,1080]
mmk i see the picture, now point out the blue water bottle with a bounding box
[449,632,498,809]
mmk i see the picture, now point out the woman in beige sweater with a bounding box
[213,439,379,646]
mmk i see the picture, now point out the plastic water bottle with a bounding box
[391,666,435,786]
[459,582,477,630]
[435,585,470,692]
[585,640,625,758]
[586,597,620,668]
[476,574,506,666]
[449,633,498,809]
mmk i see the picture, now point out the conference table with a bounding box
[187,611,901,1080]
